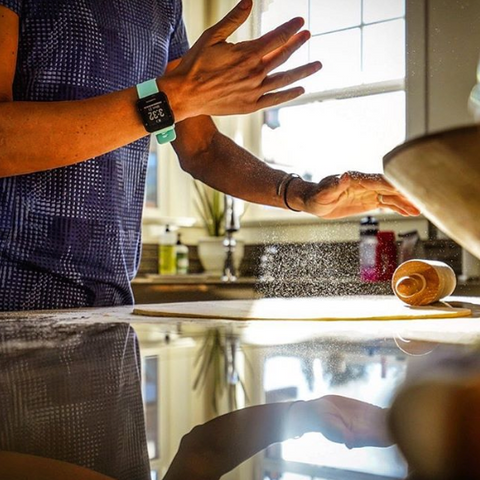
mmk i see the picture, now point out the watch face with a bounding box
[137,92,175,133]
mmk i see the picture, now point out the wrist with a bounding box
[284,400,311,438]
[286,177,315,213]
[156,75,191,123]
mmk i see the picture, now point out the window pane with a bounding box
[310,0,361,35]
[261,0,309,35]
[261,92,406,181]
[260,0,310,81]
[307,29,362,92]
[281,475,311,480]
[143,356,160,460]
[363,0,405,24]
[145,148,158,209]
[263,354,407,478]
[363,19,406,83]
[264,357,305,392]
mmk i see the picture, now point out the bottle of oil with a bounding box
[175,234,189,275]
[392,260,456,306]
[159,225,177,275]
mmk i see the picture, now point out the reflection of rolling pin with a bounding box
[392,260,457,306]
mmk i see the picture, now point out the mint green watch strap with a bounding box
[136,79,159,98]
[157,127,176,143]
[136,79,176,145]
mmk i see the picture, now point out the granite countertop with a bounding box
[2,296,480,346]
[131,275,480,301]
[132,274,259,285]
[133,274,480,286]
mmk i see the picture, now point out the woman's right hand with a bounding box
[158,0,322,122]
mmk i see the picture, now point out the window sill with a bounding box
[235,210,429,245]
[142,208,196,227]
[240,209,427,227]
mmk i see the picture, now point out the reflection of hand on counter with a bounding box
[298,395,392,449]
[163,396,392,480]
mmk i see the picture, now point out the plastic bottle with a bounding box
[392,259,457,306]
[359,216,379,282]
[159,225,177,275]
[375,231,397,282]
[398,230,425,264]
[175,234,189,275]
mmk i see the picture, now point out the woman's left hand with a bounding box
[299,171,421,219]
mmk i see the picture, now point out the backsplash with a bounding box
[138,239,462,290]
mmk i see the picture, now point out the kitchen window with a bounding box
[235,0,425,226]
[258,0,406,182]
[145,142,159,211]
[142,355,161,477]
[142,0,428,238]
[261,350,408,480]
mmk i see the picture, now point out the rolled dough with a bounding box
[133,297,472,321]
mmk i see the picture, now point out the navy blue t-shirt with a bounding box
[0,0,189,311]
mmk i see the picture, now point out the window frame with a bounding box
[141,0,427,238]
[240,0,426,226]
[139,334,202,479]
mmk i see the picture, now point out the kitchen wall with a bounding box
[427,0,480,133]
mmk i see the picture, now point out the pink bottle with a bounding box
[375,231,398,282]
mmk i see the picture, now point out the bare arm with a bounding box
[163,402,294,480]
[0,0,319,178]
[0,7,151,177]
[163,397,392,480]
[173,116,299,209]
[173,115,421,217]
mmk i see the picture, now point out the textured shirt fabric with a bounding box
[0,0,189,311]
[0,321,150,480]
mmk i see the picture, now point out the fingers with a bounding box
[261,62,322,94]
[344,171,395,191]
[251,17,306,57]
[306,171,422,218]
[344,171,421,215]
[378,194,421,216]
[262,30,313,73]
[256,87,305,110]
[204,0,253,44]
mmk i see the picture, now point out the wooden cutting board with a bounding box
[133,297,472,321]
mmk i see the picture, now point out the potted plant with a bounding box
[193,328,250,415]
[194,182,244,276]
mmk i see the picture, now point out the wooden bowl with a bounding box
[384,125,480,260]
[389,378,480,479]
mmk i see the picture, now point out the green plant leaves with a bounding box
[193,182,226,237]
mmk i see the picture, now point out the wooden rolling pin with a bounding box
[392,260,456,306]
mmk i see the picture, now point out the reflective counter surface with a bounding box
[1,296,480,480]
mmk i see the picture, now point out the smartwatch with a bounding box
[136,79,176,144]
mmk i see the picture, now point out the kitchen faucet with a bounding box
[222,195,240,282]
